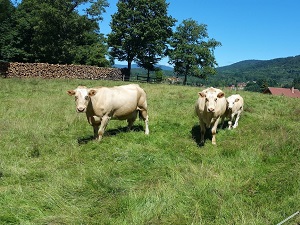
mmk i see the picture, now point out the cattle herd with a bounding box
[67,84,244,146]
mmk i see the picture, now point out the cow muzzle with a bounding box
[76,107,86,113]
[208,107,215,112]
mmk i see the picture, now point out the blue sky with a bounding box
[94,0,300,67]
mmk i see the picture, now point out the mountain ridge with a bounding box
[113,63,173,71]
[211,55,300,87]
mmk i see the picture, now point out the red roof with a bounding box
[264,87,300,98]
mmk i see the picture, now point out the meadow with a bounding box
[0,78,299,225]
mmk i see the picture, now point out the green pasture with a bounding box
[0,78,299,224]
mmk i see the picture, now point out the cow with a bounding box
[67,84,149,141]
[195,87,227,145]
[224,94,244,129]
[166,77,182,84]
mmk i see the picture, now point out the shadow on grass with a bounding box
[191,122,228,147]
[191,125,211,147]
[77,125,144,145]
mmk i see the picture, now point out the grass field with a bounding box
[0,78,299,224]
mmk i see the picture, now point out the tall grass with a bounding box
[0,78,299,224]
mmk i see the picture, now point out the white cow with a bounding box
[166,77,182,84]
[225,94,244,129]
[67,84,149,141]
[195,87,227,145]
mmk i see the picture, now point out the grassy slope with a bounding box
[0,78,299,225]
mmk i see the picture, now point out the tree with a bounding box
[167,19,221,85]
[2,0,109,66]
[134,0,175,80]
[0,0,18,61]
[292,76,300,90]
[245,82,260,92]
[108,0,176,80]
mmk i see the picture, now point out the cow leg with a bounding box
[220,114,226,129]
[93,125,99,139]
[139,110,149,135]
[144,115,149,135]
[228,114,234,129]
[211,118,220,145]
[127,111,138,131]
[233,112,241,128]
[228,120,233,129]
[199,120,206,145]
[97,115,110,141]
[88,116,101,139]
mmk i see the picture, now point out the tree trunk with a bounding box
[184,74,187,85]
[147,69,150,82]
[125,61,132,81]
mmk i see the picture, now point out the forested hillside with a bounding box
[212,55,300,89]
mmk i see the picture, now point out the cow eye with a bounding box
[215,98,218,102]
[205,98,209,102]
[84,96,89,100]
[75,96,78,101]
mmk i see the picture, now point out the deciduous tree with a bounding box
[0,0,18,61]
[168,19,221,85]
[108,0,175,80]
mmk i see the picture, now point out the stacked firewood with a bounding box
[0,62,127,80]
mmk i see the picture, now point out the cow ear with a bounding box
[235,98,240,102]
[199,92,206,97]
[67,90,75,96]
[217,92,225,98]
[88,89,97,96]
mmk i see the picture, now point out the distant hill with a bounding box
[215,55,300,85]
[113,63,173,71]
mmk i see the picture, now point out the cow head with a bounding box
[227,96,240,110]
[67,86,90,113]
[199,88,225,112]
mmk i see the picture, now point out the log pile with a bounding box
[0,62,128,80]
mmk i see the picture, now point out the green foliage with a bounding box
[108,0,176,77]
[215,55,300,89]
[292,76,300,89]
[0,78,299,224]
[167,19,221,84]
[155,69,164,80]
[0,0,110,66]
[0,0,20,61]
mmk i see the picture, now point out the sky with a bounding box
[93,0,300,67]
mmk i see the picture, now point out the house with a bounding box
[264,87,300,98]
[228,82,247,90]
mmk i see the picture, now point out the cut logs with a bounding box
[0,62,128,80]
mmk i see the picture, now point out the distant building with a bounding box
[264,87,300,98]
[229,82,247,90]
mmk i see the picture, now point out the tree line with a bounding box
[0,0,221,83]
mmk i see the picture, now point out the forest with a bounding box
[214,55,300,90]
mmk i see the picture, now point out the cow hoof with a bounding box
[96,136,103,142]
